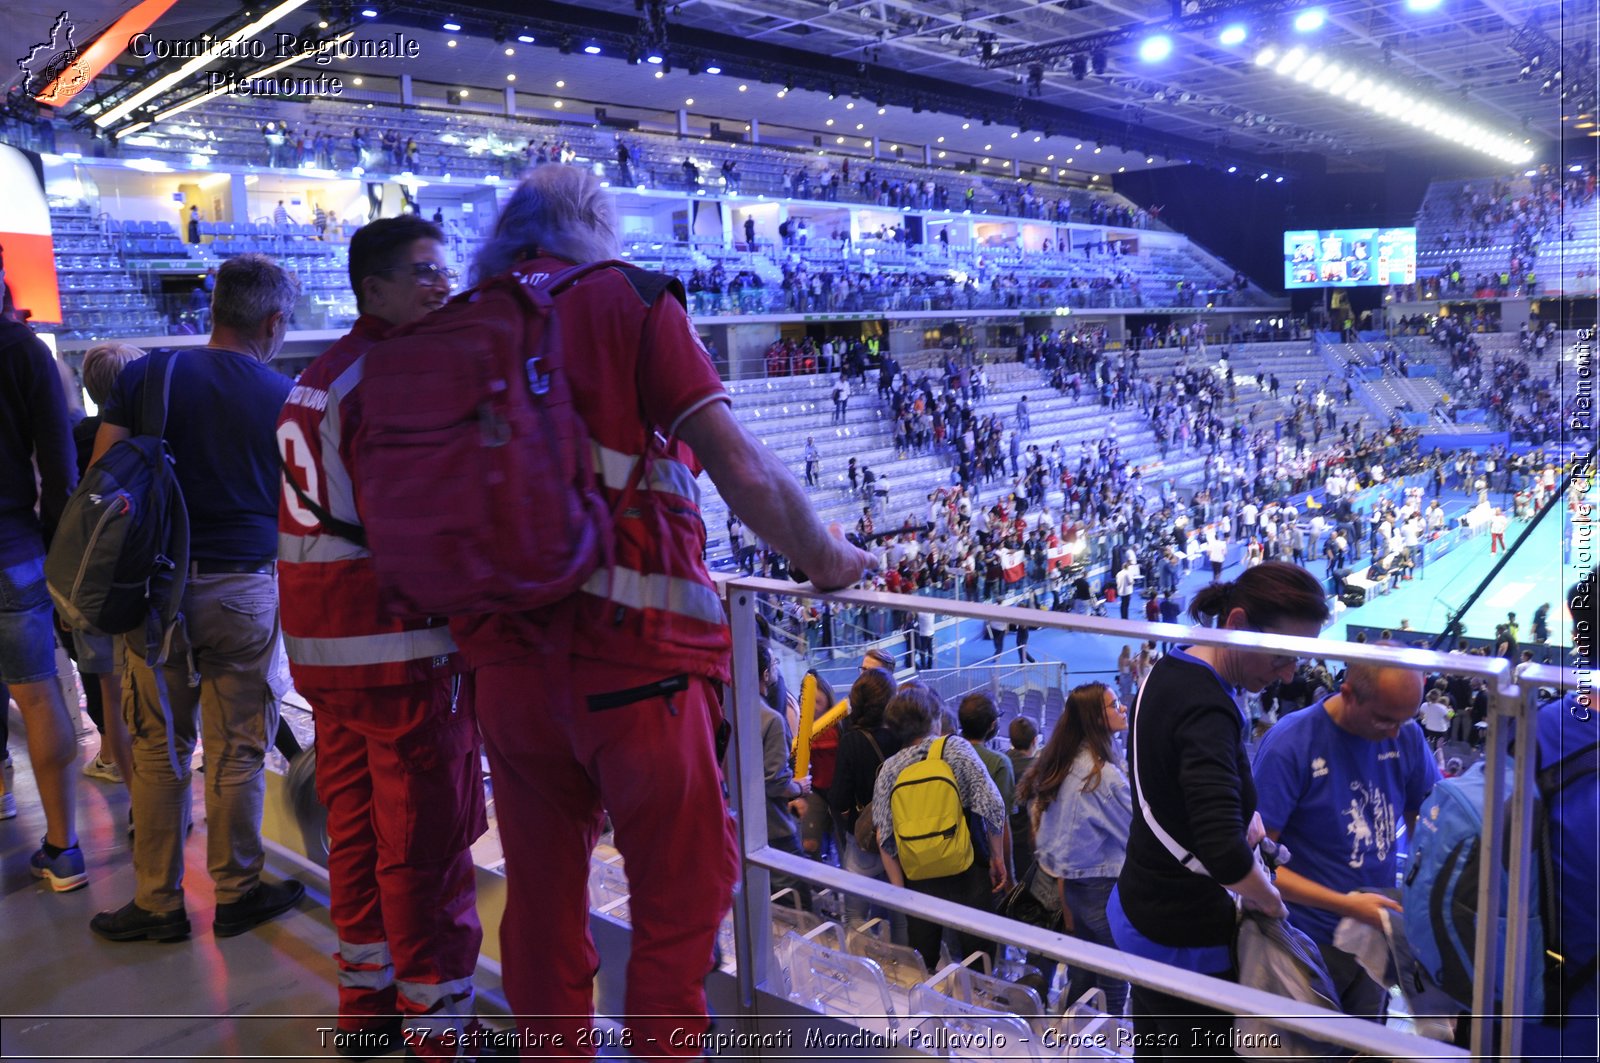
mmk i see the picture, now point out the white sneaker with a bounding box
[0,792,15,819]
[83,753,124,784]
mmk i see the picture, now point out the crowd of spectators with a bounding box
[258,122,421,172]
[1427,316,1568,442]
[742,325,1495,640]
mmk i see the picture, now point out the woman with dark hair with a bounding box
[1112,561,1330,1054]
[871,681,1008,971]
[826,666,903,936]
[1020,681,1132,1015]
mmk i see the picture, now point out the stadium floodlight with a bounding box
[704,65,721,74]
[583,44,602,54]
[1405,0,1443,10]
[95,0,314,127]
[1294,55,1326,82]
[1139,35,1173,63]
[442,21,460,31]
[517,34,534,43]
[1219,24,1248,47]
[1293,9,1326,32]
[1255,46,1536,164]
[646,54,663,63]
[360,8,377,16]
[1227,165,1238,172]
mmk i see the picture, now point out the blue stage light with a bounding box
[1139,35,1173,62]
[1294,9,1326,32]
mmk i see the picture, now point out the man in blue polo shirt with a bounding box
[88,254,305,943]
[1253,652,1438,1018]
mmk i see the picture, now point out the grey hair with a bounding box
[211,254,300,333]
[81,342,144,406]
[472,164,619,283]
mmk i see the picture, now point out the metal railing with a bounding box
[722,574,1565,1059]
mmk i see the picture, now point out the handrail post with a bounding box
[724,583,771,1018]
[1498,669,1541,1061]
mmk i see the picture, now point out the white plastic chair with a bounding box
[783,924,899,1038]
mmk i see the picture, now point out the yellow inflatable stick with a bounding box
[794,673,818,779]
[793,696,851,773]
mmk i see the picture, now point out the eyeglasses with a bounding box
[1251,628,1301,670]
[373,262,458,286]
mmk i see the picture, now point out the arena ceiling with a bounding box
[6,0,1593,179]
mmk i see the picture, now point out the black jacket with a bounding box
[827,724,900,833]
[1119,650,1258,948]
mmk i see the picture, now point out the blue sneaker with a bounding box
[30,839,88,893]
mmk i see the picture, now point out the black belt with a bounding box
[190,560,274,575]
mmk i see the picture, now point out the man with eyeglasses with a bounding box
[276,216,486,1058]
[1251,649,1439,1020]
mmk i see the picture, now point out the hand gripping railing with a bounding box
[720,575,1550,1060]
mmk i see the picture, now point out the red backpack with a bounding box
[354,260,636,619]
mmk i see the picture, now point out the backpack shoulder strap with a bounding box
[540,260,684,309]
[1535,738,1600,799]
[281,458,368,548]
[140,349,181,438]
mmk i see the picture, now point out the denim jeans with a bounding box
[1061,876,1129,1017]
[0,554,57,684]
[840,833,907,945]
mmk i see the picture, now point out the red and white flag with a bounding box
[1000,548,1026,584]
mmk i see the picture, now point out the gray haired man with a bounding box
[88,254,306,942]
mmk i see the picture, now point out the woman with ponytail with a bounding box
[1111,561,1330,1054]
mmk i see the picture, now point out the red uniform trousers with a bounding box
[474,652,739,1062]
[310,677,486,1048]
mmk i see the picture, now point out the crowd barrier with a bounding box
[721,576,1562,1059]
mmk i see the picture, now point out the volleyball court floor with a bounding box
[905,487,1581,684]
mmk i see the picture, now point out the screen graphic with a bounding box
[1283,227,1417,289]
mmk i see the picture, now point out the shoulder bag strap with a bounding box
[1129,668,1213,877]
[852,729,887,823]
[860,730,885,765]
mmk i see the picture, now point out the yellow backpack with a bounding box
[890,736,974,880]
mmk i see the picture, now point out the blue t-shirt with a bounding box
[1524,690,1598,1059]
[103,347,292,563]
[1252,699,1440,944]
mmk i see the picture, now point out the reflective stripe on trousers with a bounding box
[398,975,475,1014]
[337,938,396,991]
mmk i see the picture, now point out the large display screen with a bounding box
[1283,227,1416,289]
